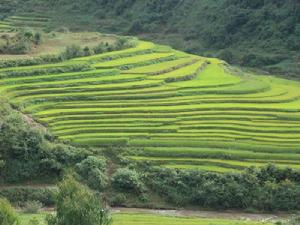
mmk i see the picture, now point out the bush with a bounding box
[138,194,149,203]
[23,201,43,214]
[93,43,107,54]
[60,45,84,60]
[112,168,144,193]
[0,187,56,207]
[46,176,112,225]
[83,46,94,56]
[0,198,20,225]
[76,156,108,191]
[109,193,127,206]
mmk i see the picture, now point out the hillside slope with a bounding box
[1,39,300,173]
[5,0,300,78]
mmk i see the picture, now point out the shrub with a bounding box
[76,156,108,191]
[76,156,106,173]
[83,46,94,56]
[0,187,56,207]
[93,43,107,54]
[60,45,84,60]
[46,176,112,225]
[138,194,149,203]
[0,198,20,225]
[23,201,43,214]
[112,168,144,193]
[109,193,127,206]
[145,166,300,211]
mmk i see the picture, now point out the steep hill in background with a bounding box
[3,0,300,79]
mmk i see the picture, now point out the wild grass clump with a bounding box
[23,201,43,214]
[0,198,20,225]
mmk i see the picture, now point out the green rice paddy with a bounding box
[19,213,273,225]
[0,14,50,32]
[1,39,300,173]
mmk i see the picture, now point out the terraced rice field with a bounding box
[0,14,50,32]
[1,40,300,172]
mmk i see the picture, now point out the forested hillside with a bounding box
[4,0,300,78]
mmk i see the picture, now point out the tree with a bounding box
[0,198,20,225]
[46,176,112,225]
[33,32,42,45]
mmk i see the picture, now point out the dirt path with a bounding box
[112,207,295,222]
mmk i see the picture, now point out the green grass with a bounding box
[19,213,274,225]
[19,213,47,225]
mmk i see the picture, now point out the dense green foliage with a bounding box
[0,101,88,182]
[0,198,20,225]
[0,187,56,207]
[112,168,144,193]
[46,176,112,225]
[75,156,108,191]
[10,0,300,78]
[144,165,300,211]
[0,0,17,20]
